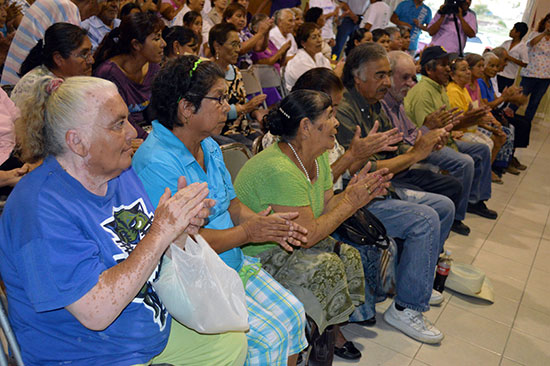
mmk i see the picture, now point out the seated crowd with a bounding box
[0,0,547,364]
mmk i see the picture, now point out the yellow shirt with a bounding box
[446,81,476,133]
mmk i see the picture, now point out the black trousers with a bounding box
[392,168,463,214]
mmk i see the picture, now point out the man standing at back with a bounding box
[391,0,432,55]
[1,0,96,85]
[427,0,477,55]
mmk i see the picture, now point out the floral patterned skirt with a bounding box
[256,237,365,333]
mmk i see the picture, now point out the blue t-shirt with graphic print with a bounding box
[0,156,170,366]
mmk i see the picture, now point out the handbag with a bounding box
[152,234,249,334]
[335,206,390,249]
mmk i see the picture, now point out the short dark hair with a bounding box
[513,22,528,39]
[292,67,344,95]
[265,90,332,140]
[209,22,238,58]
[304,7,323,24]
[420,59,438,76]
[151,56,225,130]
[342,42,387,89]
[296,22,319,48]
[162,26,199,57]
[222,3,246,22]
[372,28,389,42]
[20,23,88,76]
[345,28,368,56]
[119,2,141,19]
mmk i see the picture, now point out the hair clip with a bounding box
[279,107,290,119]
[46,78,64,95]
[189,59,203,77]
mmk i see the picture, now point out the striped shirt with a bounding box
[1,0,80,85]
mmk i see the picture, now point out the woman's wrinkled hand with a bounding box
[241,206,308,252]
[152,177,211,246]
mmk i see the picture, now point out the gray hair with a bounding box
[483,51,499,66]
[273,8,294,25]
[16,76,118,163]
[250,13,269,34]
[342,42,388,88]
[385,26,401,39]
[388,50,413,71]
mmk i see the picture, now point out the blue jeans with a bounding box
[332,16,357,59]
[455,140,492,203]
[365,190,454,312]
[424,146,474,221]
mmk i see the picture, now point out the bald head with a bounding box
[388,51,417,102]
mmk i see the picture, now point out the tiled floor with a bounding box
[335,116,550,366]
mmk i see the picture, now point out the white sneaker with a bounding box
[383,302,444,344]
[429,289,444,306]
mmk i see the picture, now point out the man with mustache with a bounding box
[337,42,463,228]
[405,46,497,223]
[336,42,454,343]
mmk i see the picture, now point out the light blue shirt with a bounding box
[394,0,432,51]
[132,121,244,270]
[81,15,121,51]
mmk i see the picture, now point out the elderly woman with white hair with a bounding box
[0,75,247,365]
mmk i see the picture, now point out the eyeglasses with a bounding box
[72,49,93,61]
[202,94,229,105]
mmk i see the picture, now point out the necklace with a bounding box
[287,142,318,183]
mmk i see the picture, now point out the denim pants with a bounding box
[364,190,454,312]
[424,146,474,221]
[392,169,462,217]
[332,16,358,59]
[455,140,492,203]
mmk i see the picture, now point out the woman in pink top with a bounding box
[465,53,507,183]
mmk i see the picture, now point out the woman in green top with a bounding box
[234,89,391,361]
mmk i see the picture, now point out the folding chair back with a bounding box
[253,65,287,97]
[240,68,268,109]
[220,143,253,182]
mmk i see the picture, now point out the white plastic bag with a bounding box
[153,234,249,334]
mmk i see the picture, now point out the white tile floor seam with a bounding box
[334,117,550,366]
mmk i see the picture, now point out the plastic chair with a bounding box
[253,65,288,97]
[240,69,268,109]
[0,287,24,366]
[220,143,252,183]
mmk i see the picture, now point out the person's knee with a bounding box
[225,332,248,366]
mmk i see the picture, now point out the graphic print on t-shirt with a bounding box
[101,198,168,331]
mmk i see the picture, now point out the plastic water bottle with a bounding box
[433,250,452,293]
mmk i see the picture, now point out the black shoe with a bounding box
[355,316,376,327]
[467,201,498,220]
[334,341,362,360]
[451,220,470,235]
